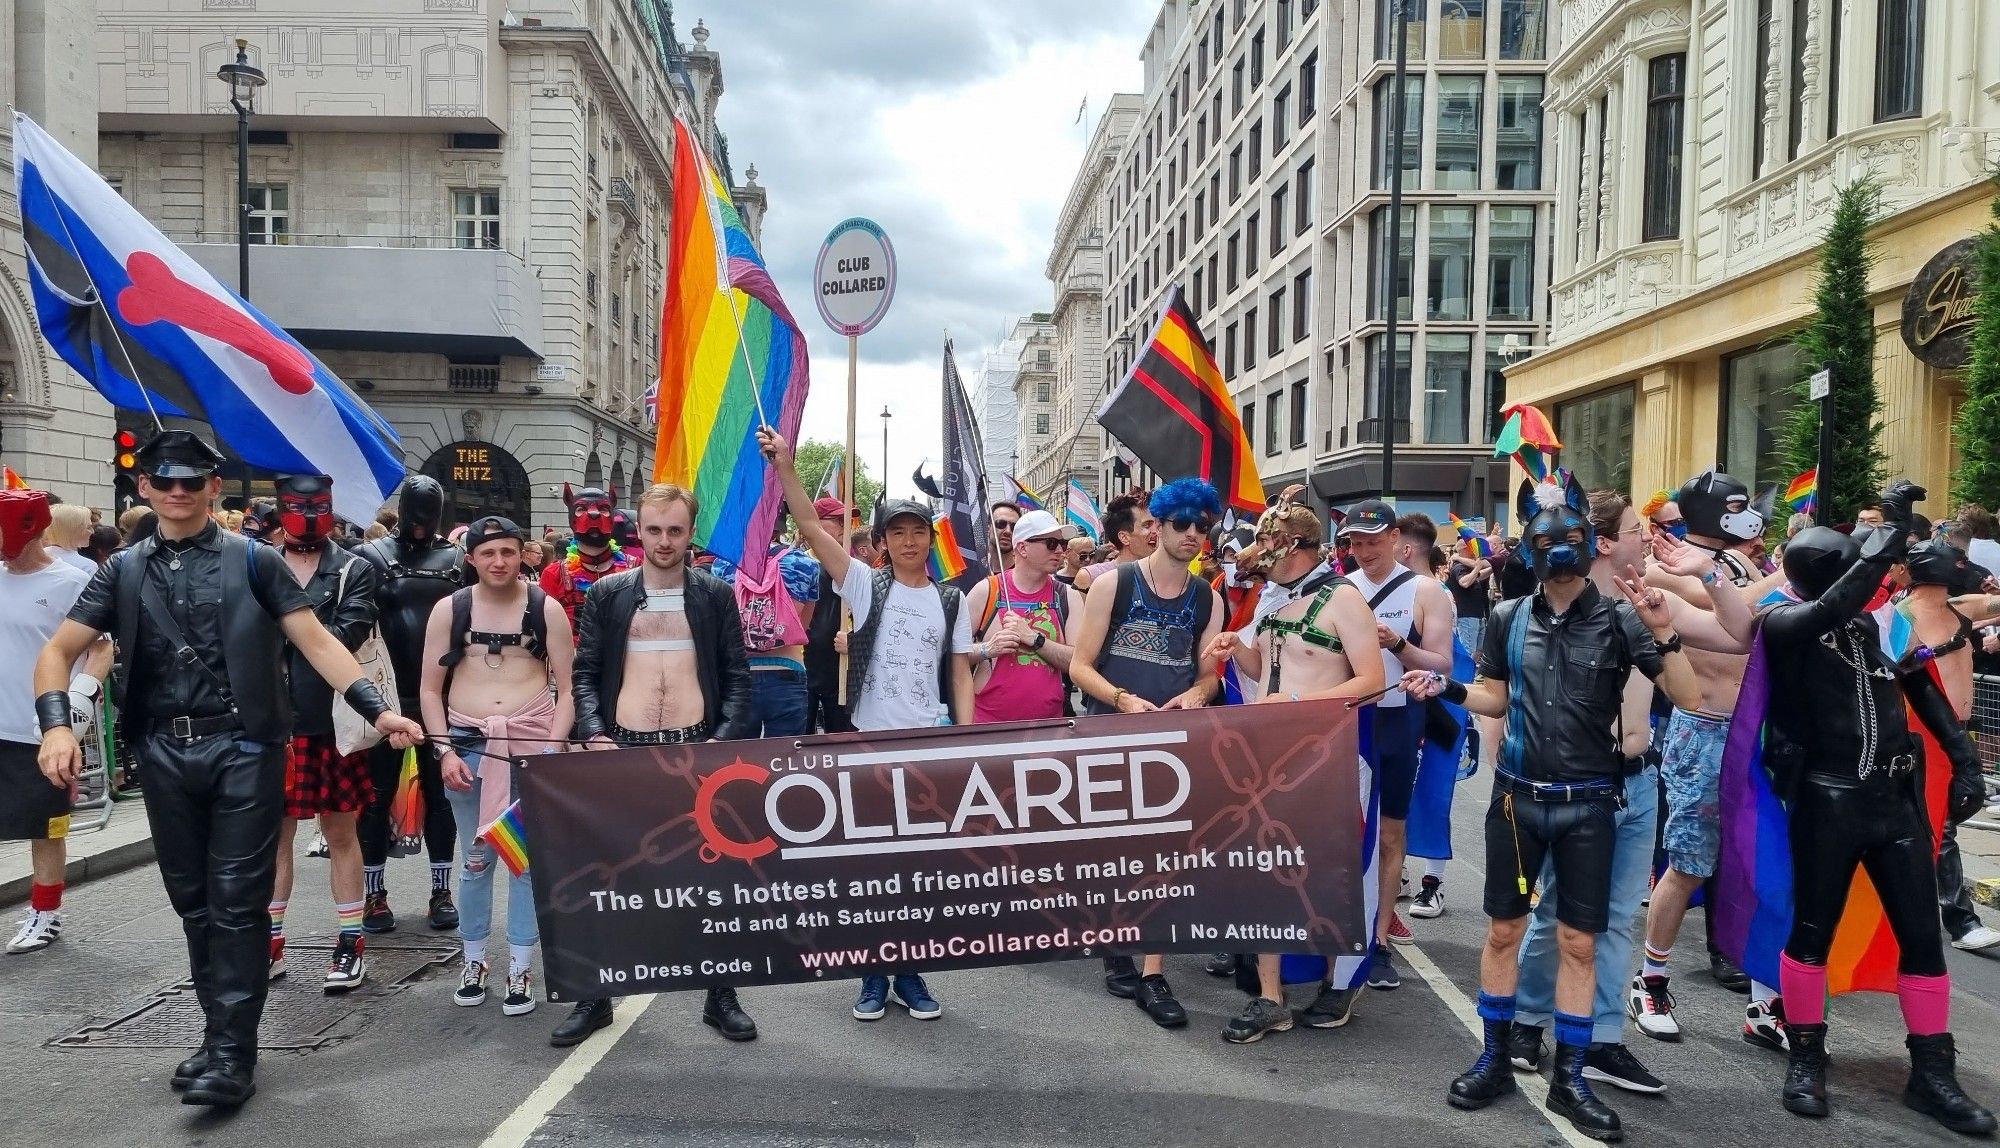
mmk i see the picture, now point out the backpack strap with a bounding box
[973,574,1003,639]
[438,587,476,669]
[523,585,550,661]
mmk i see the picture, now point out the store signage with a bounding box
[1901,237,1981,370]
[450,443,496,485]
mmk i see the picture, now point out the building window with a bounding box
[1244,306,1259,368]
[1035,413,1051,436]
[1874,0,1924,122]
[1826,0,1843,138]
[1373,75,1424,189]
[1036,380,1052,402]
[1488,205,1536,321]
[1362,333,1413,439]
[1483,342,1512,442]
[1208,254,1219,308]
[1233,57,1246,115]
[1495,76,1543,189]
[1273,87,1291,149]
[1721,343,1805,493]
[1228,232,1240,289]
[1249,120,1264,179]
[246,185,289,245]
[1268,287,1285,357]
[1246,212,1261,273]
[1195,191,1207,235]
[1498,0,1546,58]
[1555,385,1636,495]
[1242,402,1256,450]
[1427,205,1475,321]
[1435,76,1484,190]
[1295,157,1315,232]
[1593,95,1610,258]
[1643,54,1687,241]
[1271,186,1289,253]
[1293,269,1313,343]
[1209,173,1221,224]
[1368,205,1416,321]
[453,188,501,249]
[1278,0,1294,45]
[1788,0,1810,160]
[1299,52,1318,122]
[1225,322,1240,377]
[1441,0,1486,59]
[1230,145,1244,199]
[1423,334,1474,444]
[1193,268,1205,314]
[1377,0,1426,61]
[1289,380,1308,448]
[1251,28,1266,86]
[1753,0,1774,178]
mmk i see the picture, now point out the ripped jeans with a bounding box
[443,733,538,950]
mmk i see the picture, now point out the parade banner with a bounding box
[521,702,1366,1000]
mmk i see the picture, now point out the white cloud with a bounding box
[690,1,1151,497]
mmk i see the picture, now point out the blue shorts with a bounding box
[1372,704,1422,822]
[1659,709,1730,878]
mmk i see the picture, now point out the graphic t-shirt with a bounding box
[0,560,91,745]
[837,561,973,732]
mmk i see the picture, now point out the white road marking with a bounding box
[478,994,658,1148]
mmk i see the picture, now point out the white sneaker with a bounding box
[1743,997,1789,1052]
[1952,925,2000,951]
[305,832,330,858]
[455,959,489,1006]
[502,969,536,1016]
[6,910,61,954]
[1626,974,1681,1041]
[1410,877,1445,919]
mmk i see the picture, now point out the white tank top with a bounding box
[1346,563,1420,707]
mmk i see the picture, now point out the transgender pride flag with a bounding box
[14,113,403,522]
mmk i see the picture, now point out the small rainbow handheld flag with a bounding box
[479,800,530,878]
[2,466,26,490]
[1784,467,1817,515]
[1449,513,1494,558]
[927,514,969,582]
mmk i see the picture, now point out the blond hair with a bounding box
[219,509,244,532]
[636,482,700,523]
[46,504,93,549]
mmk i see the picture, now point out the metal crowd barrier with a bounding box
[1974,674,2000,779]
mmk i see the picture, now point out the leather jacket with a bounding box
[356,535,465,703]
[571,566,754,742]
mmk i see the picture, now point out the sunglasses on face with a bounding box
[1166,516,1215,534]
[1024,537,1066,551]
[148,475,210,493]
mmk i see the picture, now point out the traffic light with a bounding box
[113,428,139,475]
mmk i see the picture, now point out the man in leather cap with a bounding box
[354,476,466,933]
[1757,482,1994,1136]
[33,429,422,1107]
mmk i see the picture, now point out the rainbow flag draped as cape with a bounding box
[478,800,531,878]
[654,116,809,581]
[1714,632,1948,995]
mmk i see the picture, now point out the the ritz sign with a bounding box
[451,445,494,485]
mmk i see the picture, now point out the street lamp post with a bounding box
[216,39,266,299]
[1378,0,1411,503]
[879,405,892,507]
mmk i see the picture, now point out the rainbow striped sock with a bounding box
[336,899,365,939]
[268,900,288,939]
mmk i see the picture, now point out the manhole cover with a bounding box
[51,942,457,1051]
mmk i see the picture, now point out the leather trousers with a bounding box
[136,731,285,1062]
[1784,771,1948,977]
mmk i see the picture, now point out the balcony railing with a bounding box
[159,227,527,261]
[448,365,500,393]
[608,176,639,219]
[1355,417,1411,445]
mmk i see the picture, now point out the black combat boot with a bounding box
[1904,1032,1998,1136]
[1781,1022,1829,1118]
[1546,1041,1623,1142]
[1448,1016,1519,1110]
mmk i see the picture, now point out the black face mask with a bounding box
[1677,470,1774,544]
[1524,505,1594,582]
[398,476,445,542]
[1905,539,1984,595]
[1782,526,1860,601]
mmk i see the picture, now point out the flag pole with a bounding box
[840,331,859,697]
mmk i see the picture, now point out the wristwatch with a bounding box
[1390,635,1409,654]
[1031,633,1048,651]
[1655,632,1684,654]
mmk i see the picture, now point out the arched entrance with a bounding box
[419,439,531,529]
[583,451,604,489]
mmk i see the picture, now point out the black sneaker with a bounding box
[361,890,396,934]
[1583,1042,1666,1094]
[427,889,459,931]
[1296,982,1358,1029]
[1364,945,1401,990]
[1709,950,1751,994]
[1508,1022,1547,1071]
[1134,974,1187,1027]
[1222,996,1294,1044]
[1102,955,1140,999]
[1204,952,1236,977]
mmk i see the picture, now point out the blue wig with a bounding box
[1149,477,1222,521]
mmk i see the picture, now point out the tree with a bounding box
[1952,170,2000,510]
[1781,176,1887,524]
[790,438,881,520]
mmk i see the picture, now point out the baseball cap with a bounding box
[1338,499,1397,536]
[877,498,933,530]
[1012,509,1078,544]
[464,515,525,553]
[812,496,848,522]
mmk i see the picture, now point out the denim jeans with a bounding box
[749,668,810,738]
[444,735,538,949]
[1516,764,1659,1043]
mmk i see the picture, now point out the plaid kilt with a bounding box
[285,733,373,819]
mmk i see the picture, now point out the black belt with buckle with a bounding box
[161,713,243,741]
[612,721,712,746]
[1496,769,1621,803]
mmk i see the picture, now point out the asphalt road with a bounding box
[8,779,2000,1148]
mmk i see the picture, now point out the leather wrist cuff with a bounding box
[36,691,73,734]
[1440,680,1470,707]
[342,679,392,725]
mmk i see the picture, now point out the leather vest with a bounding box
[843,567,961,719]
[113,531,291,743]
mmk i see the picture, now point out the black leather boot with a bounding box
[1448,1017,1519,1110]
[549,998,614,1047]
[170,1045,211,1091]
[1546,1041,1623,1142]
[1782,1022,1830,1117]
[1102,955,1140,999]
[1904,1032,1999,1136]
[182,1053,256,1107]
[702,985,758,1042]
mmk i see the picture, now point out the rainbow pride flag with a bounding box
[654,115,809,580]
[1006,474,1044,511]
[1449,513,1493,558]
[478,800,530,878]
[2,465,26,490]
[928,513,969,582]
[1784,467,1818,515]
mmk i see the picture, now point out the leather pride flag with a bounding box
[1097,286,1264,514]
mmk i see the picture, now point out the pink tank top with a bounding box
[974,571,1067,723]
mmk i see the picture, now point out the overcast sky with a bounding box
[692,1,1155,496]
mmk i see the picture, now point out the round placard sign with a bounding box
[814,217,896,336]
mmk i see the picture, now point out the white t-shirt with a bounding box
[1968,537,2000,579]
[0,559,92,745]
[50,548,94,574]
[836,561,974,731]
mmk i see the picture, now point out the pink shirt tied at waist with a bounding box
[449,688,559,833]
[974,571,1067,724]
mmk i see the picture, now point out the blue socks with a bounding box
[1554,1010,1593,1049]
[1478,991,1517,1024]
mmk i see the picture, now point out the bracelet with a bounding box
[342,678,392,725]
[1439,679,1470,707]
[1113,688,1130,708]
[1391,635,1408,653]
[1655,632,1684,655]
[35,691,72,734]
[1700,569,1719,586]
